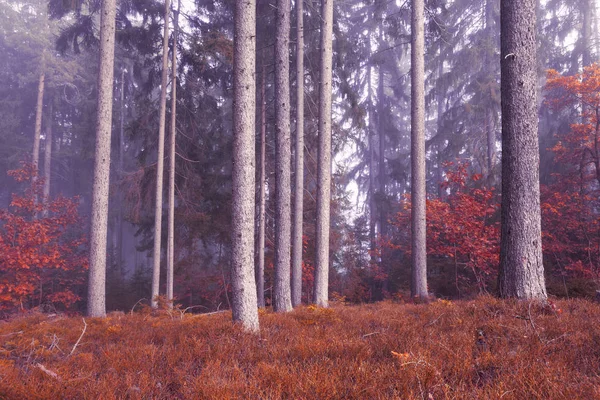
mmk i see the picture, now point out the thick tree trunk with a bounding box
[498,0,546,300]
[167,0,180,308]
[291,0,304,308]
[411,0,428,299]
[151,0,171,308]
[256,57,267,309]
[232,0,259,331]
[314,0,333,308]
[273,0,293,313]
[88,0,117,317]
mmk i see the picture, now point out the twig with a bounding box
[527,302,544,344]
[36,363,62,381]
[179,305,208,319]
[423,313,445,328]
[361,331,381,339]
[130,298,148,315]
[69,318,87,357]
[1,330,23,337]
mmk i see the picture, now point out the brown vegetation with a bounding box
[1,296,599,399]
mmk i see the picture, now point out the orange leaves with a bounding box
[0,165,88,312]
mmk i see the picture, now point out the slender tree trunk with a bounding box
[273,0,293,313]
[368,64,376,253]
[88,0,117,317]
[151,0,171,308]
[583,0,593,68]
[411,0,428,299]
[33,51,46,199]
[498,0,546,299]
[116,69,125,279]
[436,57,445,199]
[232,0,259,331]
[167,0,181,308]
[291,0,304,308]
[43,102,53,202]
[377,43,386,239]
[256,56,266,308]
[314,0,333,308]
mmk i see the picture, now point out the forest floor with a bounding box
[0,296,599,399]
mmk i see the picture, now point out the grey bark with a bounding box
[498,0,547,300]
[43,102,52,202]
[88,0,117,317]
[583,0,593,67]
[167,0,180,308]
[411,0,428,298]
[436,56,445,199]
[273,0,293,313]
[256,57,266,308]
[116,68,125,278]
[232,0,260,331]
[368,64,376,253]
[291,0,304,308]
[33,52,45,187]
[313,0,333,308]
[151,0,171,308]
[485,0,496,177]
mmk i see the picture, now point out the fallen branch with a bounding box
[423,313,445,328]
[69,318,87,357]
[36,363,62,381]
[1,330,23,337]
[361,332,381,339]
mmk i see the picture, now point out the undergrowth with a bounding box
[1,296,599,399]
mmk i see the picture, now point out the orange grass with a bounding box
[1,296,599,399]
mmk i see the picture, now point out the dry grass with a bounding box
[1,296,599,399]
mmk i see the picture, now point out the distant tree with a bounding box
[411,0,427,299]
[231,0,259,331]
[151,0,171,308]
[88,0,117,317]
[314,0,333,308]
[273,0,293,312]
[497,0,546,299]
[256,54,267,309]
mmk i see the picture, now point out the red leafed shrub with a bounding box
[390,162,500,294]
[0,164,88,312]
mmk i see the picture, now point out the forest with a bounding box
[2,0,600,397]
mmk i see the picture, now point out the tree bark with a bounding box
[314,0,333,308]
[256,56,266,309]
[151,0,171,308]
[411,0,428,298]
[167,0,180,308]
[498,0,546,300]
[583,0,593,68]
[43,102,53,203]
[232,0,260,331]
[33,53,45,175]
[88,0,117,317]
[116,69,125,279]
[368,63,376,254]
[291,0,304,308]
[273,0,293,313]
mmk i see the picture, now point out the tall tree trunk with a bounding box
[151,0,171,308]
[88,0,117,317]
[368,63,376,256]
[498,0,546,299]
[43,102,53,202]
[232,0,259,331]
[33,53,45,175]
[411,0,428,298]
[485,0,496,178]
[377,33,386,239]
[583,0,593,68]
[314,0,333,308]
[256,56,266,308]
[436,55,445,199]
[291,0,304,308]
[273,0,293,312]
[167,0,181,308]
[116,68,125,279]
[41,101,53,218]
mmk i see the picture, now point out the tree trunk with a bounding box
[151,0,171,308]
[33,53,45,176]
[116,69,125,279]
[43,102,53,202]
[411,0,428,298]
[256,56,266,309]
[498,0,546,300]
[378,48,386,239]
[583,0,593,68]
[88,0,117,317]
[273,0,293,313]
[167,0,181,308]
[291,0,304,308]
[368,64,376,254]
[313,0,333,308]
[232,0,259,331]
